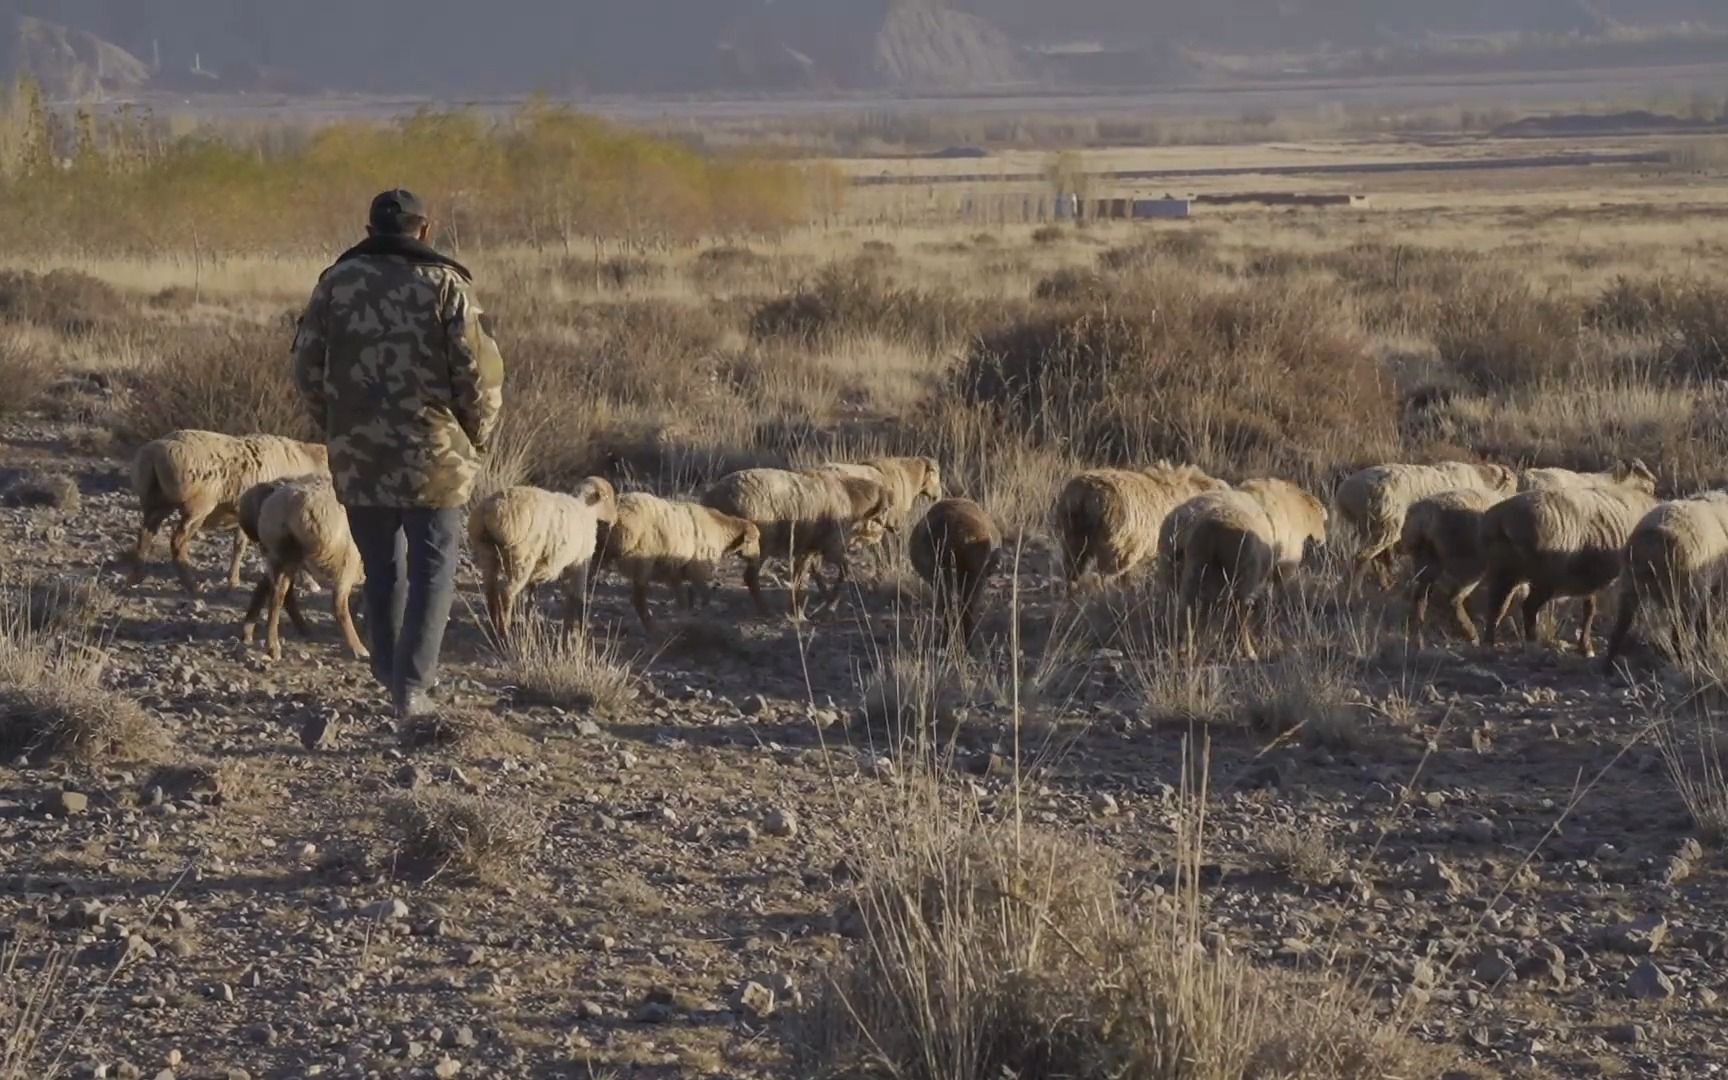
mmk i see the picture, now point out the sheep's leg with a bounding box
[1576,593,1599,658]
[481,569,506,641]
[1407,572,1435,649]
[560,566,589,637]
[1234,600,1261,662]
[1447,582,1481,646]
[264,568,294,660]
[1520,582,1555,646]
[240,576,271,645]
[1602,584,1640,672]
[334,581,368,660]
[225,530,249,591]
[1482,573,1521,648]
[128,507,174,587]
[629,578,655,632]
[743,558,769,617]
[169,508,213,594]
[284,582,312,638]
[1349,541,1388,597]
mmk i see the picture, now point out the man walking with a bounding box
[293,190,504,719]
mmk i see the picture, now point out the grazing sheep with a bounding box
[701,468,892,616]
[1332,462,1516,593]
[1161,479,1328,660]
[809,456,941,553]
[909,498,1003,642]
[1520,459,1657,492]
[128,430,329,593]
[1396,487,1508,647]
[237,476,366,662]
[600,492,761,631]
[469,479,619,639]
[1602,491,1728,670]
[1479,470,1661,657]
[1054,464,1228,590]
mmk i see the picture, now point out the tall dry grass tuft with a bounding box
[505,616,639,717]
[801,778,1438,1079]
[113,320,315,445]
[1,942,73,1080]
[0,327,56,420]
[385,791,543,886]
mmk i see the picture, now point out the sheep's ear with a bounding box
[581,486,605,506]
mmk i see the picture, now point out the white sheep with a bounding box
[1519,459,1657,492]
[469,478,618,638]
[1332,461,1516,593]
[808,456,941,555]
[236,475,366,662]
[1396,487,1509,647]
[1602,491,1728,669]
[701,468,892,616]
[1479,467,1661,657]
[908,497,1002,642]
[1054,464,1228,591]
[128,429,328,593]
[599,492,762,631]
[1160,478,1328,660]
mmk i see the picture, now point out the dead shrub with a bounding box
[113,320,315,445]
[507,620,638,717]
[1032,267,1110,303]
[1030,224,1066,245]
[0,329,55,420]
[962,275,1397,483]
[1,471,79,514]
[0,615,161,765]
[0,269,128,335]
[1432,277,1584,391]
[1588,275,1728,380]
[688,244,776,291]
[752,260,985,353]
[401,705,519,754]
[1098,230,1214,272]
[1238,654,1362,750]
[564,254,664,290]
[1259,820,1343,886]
[385,791,542,885]
[802,808,1436,1079]
[12,574,114,637]
[858,652,968,749]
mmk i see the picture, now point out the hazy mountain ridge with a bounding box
[7,0,1725,98]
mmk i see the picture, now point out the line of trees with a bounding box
[0,82,841,255]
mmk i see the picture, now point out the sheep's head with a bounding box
[1479,463,1518,494]
[1615,458,1658,494]
[729,520,762,562]
[576,476,620,524]
[919,457,943,501]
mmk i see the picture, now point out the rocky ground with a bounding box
[4,411,1728,1080]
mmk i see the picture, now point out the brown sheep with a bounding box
[1396,487,1508,647]
[600,492,762,631]
[1479,466,1661,656]
[236,476,366,662]
[908,498,1002,643]
[1332,461,1516,594]
[1054,464,1228,591]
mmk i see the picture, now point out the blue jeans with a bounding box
[345,506,463,708]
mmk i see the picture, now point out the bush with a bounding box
[507,620,638,717]
[0,270,128,335]
[688,245,777,292]
[0,328,55,420]
[1431,277,1583,391]
[114,320,315,445]
[0,470,79,514]
[0,607,160,764]
[1031,267,1110,303]
[801,810,1437,1079]
[752,259,985,353]
[962,275,1398,483]
[385,791,542,885]
[1588,275,1728,380]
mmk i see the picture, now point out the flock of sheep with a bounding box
[121,428,1717,674]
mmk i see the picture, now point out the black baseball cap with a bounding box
[368,189,428,234]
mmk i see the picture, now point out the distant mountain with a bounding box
[7,14,150,99]
[9,0,1727,99]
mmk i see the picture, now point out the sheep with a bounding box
[236,475,366,662]
[808,456,941,558]
[1332,461,1516,594]
[1160,479,1328,660]
[1478,470,1661,657]
[701,468,893,616]
[1054,464,1228,591]
[128,429,329,594]
[1520,459,1657,492]
[469,479,618,639]
[908,498,1003,643]
[1602,491,1728,670]
[599,492,761,631]
[1396,487,1508,647]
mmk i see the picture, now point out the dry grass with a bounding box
[1259,820,1345,887]
[802,784,1437,1079]
[0,591,158,764]
[0,328,56,421]
[401,705,526,756]
[1,471,80,514]
[505,618,639,717]
[384,790,543,886]
[112,319,316,446]
[12,574,115,637]
[1,942,73,1080]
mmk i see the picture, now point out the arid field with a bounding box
[4,123,1728,1080]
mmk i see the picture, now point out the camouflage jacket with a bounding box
[291,248,504,509]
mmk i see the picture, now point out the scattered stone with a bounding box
[432,1059,461,1079]
[1626,959,1676,1001]
[1090,791,1120,817]
[300,713,338,751]
[366,898,410,921]
[634,1001,673,1024]
[1518,942,1567,988]
[764,807,798,838]
[448,1025,477,1049]
[1607,1022,1647,1045]
[1457,816,1495,844]
[1474,949,1517,985]
[51,790,89,816]
[1604,914,1669,956]
[735,980,775,1020]
[1408,853,1466,898]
